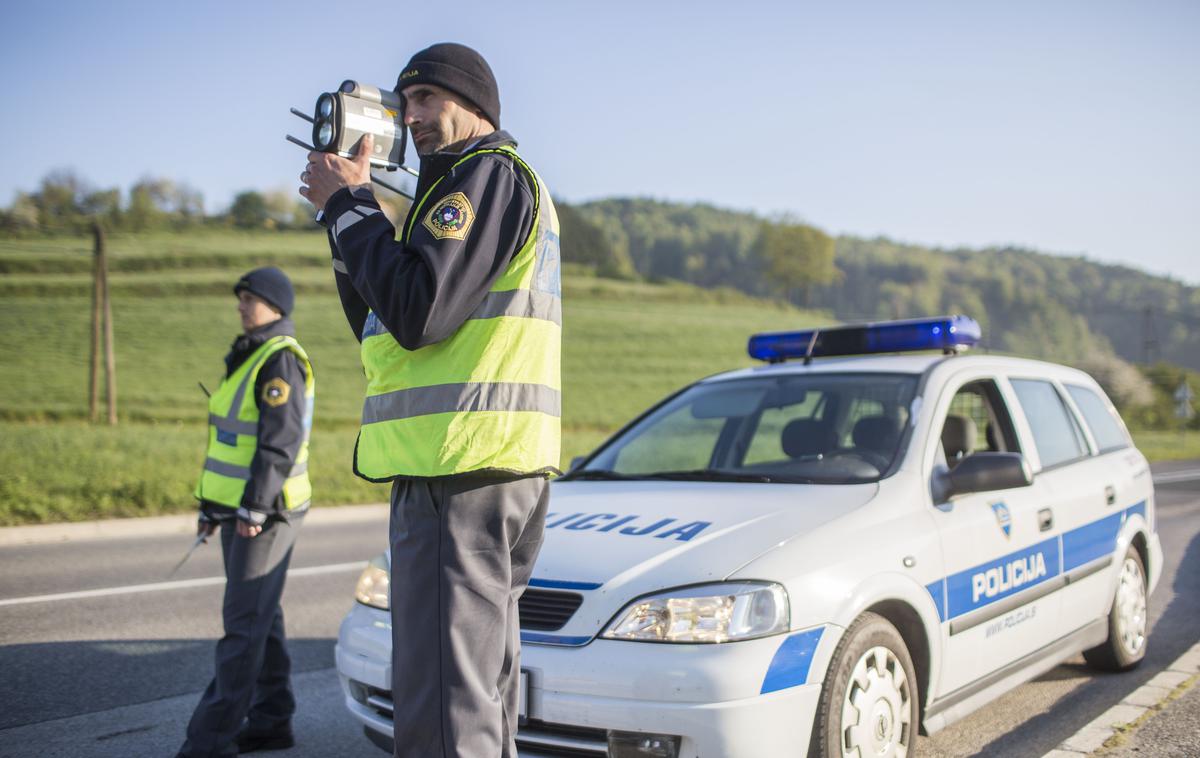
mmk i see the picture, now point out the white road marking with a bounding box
[0,561,365,608]
[1152,469,1200,485]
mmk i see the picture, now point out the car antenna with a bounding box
[803,329,820,366]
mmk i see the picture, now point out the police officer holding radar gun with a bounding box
[300,43,561,757]
[176,267,315,757]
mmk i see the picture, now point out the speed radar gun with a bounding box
[287,80,418,201]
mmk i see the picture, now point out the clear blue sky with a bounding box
[2,0,1196,283]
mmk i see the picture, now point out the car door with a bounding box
[926,374,1064,696]
[1047,380,1149,632]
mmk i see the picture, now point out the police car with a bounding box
[336,316,1161,757]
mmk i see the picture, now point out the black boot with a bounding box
[235,724,295,753]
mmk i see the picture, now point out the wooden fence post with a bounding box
[89,222,103,422]
[91,221,117,425]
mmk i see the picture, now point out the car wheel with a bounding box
[1083,546,1148,672]
[810,612,919,758]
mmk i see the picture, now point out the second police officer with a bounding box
[177,266,314,757]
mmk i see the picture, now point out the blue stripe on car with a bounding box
[520,631,592,646]
[923,501,1147,621]
[926,579,947,622]
[528,578,603,591]
[1062,512,1122,572]
[945,536,1059,619]
[760,627,825,694]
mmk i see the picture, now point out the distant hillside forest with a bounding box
[566,199,1198,365]
[556,198,1198,428]
[2,173,1196,427]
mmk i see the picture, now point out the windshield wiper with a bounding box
[566,469,816,484]
[563,469,639,481]
[639,469,782,483]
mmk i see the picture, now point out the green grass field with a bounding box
[6,232,1190,526]
[0,231,814,524]
[1129,429,1200,463]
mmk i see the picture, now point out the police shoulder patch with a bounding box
[262,377,291,408]
[422,191,475,241]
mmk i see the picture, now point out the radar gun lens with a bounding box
[316,122,334,149]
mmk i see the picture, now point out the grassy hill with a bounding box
[576,199,1200,371]
[0,231,813,524]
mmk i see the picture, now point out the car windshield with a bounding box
[572,372,919,484]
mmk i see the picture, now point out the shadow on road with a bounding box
[970,529,1200,757]
[0,637,335,731]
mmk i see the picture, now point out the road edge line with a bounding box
[0,503,388,547]
[1040,639,1200,757]
[0,560,366,608]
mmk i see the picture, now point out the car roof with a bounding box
[703,352,1098,387]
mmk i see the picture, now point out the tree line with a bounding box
[0,171,320,235]
[563,198,1199,427]
[2,172,843,296]
[566,198,1198,360]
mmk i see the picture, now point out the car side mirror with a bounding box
[947,452,1033,497]
[568,456,585,473]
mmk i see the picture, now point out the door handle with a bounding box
[1104,485,1116,506]
[1038,508,1054,532]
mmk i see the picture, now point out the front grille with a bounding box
[353,686,607,757]
[519,588,583,631]
[517,719,608,756]
[362,685,392,719]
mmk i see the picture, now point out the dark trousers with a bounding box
[178,513,303,758]
[389,475,549,758]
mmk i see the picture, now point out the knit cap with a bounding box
[234,266,294,316]
[396,43,500,129]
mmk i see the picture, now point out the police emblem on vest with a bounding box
[423,192,474,240]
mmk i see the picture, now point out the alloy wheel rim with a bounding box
[841,645,911,758]
[1114,556,1147,657]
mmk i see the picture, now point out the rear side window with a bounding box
[1065,384,1129,453]
[1010,379,1089,468]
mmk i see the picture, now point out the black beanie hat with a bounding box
[234,266,294,316]
[396,43,501,129]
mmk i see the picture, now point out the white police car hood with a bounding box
[528,480,879,629]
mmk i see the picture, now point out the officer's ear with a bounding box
[472,108,495,130]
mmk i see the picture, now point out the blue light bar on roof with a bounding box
[748,315,982,363]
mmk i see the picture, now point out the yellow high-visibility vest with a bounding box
[195,335,314,509]
[355,145,561,480]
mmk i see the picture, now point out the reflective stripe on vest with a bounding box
[355,145,561,480]
[202,458,310,481]
[195,335,315,509]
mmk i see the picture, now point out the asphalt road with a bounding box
[0,464,1196,758]
[0,509,386,757]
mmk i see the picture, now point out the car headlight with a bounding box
[601,582,789,643]
[354,553,389,610]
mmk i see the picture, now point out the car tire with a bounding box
[1083,546,1148,672]
[809,611,919,758]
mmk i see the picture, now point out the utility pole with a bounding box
[1140,305,1159,365]
[1176,380,1195,438]
[89,221,117,425]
